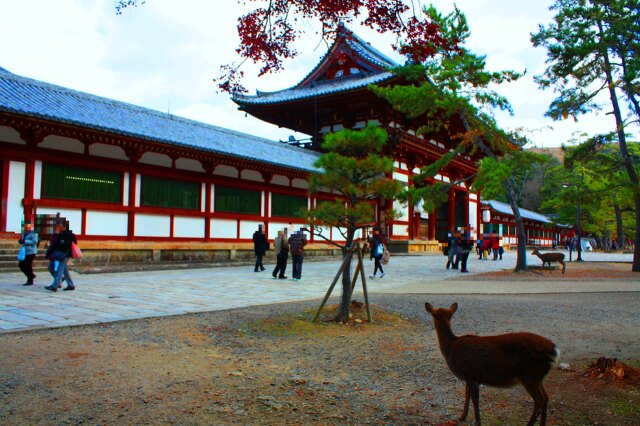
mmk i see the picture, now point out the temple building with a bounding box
[0,27,559,266]
[233,25,480,250]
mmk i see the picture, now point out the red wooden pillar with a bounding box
[204,181,212,241]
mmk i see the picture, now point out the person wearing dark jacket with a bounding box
[18,223,39,286]
[271,229,289,279]
[369,227,387,279]
[457,230,473,273]
[252,224,268,272]
[445,231,458,270]
[288,229,307,281]
[44,223,77,292]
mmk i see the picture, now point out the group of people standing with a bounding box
[445,229,475,273]
[253,225,307,281]
[17,220,79,292]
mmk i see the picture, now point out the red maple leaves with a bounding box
[214,0,463,93]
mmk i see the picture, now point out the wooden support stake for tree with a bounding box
[312,247,355,322]
[355,241,372,322]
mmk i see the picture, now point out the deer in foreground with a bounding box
[425,302,559,425]
[531,248,566,274]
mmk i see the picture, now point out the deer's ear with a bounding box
[450,303,458,313]
[425,302,434,313]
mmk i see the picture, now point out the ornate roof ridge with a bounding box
[233,25,400,103]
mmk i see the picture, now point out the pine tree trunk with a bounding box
[598,19,640,271]
[336,228,357,322]
[614,203,625,250]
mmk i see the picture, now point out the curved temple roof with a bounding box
[233,25,400,106]
[0,67,321,173]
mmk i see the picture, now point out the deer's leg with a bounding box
[560,260,566,274]
[523,381,548,426]
[468,381,481,425]
[459,382,471,421]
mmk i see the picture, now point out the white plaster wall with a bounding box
[291,178,308,189]
[6,161,26,232]
[135,214,170,237]
[240,220,263,239]
[33,161,42,199]
[89,143,128,160]
[271,175,289,186]
[469,201,478,235]
[200,183,206,212]
[268,222,290,239]
[39,135,84,153]
[392,172,408,182]
[175,158,204,173]
[394,198,409,221]
[241,169,264,182]
[123,173,129,206]
[139,152,172,167]
[36,208,83,234]
[331,226,347,241]
[393,224,409,237]
[469,192,478,201]
[210,218,237,239]
[86,211,128,236]
[214,165,238,178]
[174,216,205,238]
[0,125,25,144]
[134,174,141,207]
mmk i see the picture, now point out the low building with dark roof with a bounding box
[0,66,341,266]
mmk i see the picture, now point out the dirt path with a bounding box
[1,291,639,425]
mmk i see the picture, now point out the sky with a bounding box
[0,0,635,148]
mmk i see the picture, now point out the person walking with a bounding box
[445,231,458,270]
[44,222,77,292]
[491,234,500,260]
[369,227,387,279]
[252,224,268,272]
[457,229,473,273]
[271,229,289,279]
[288,229,307,281]
[18,222,38,286]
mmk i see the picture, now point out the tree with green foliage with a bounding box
[307,124,401,323]
[532,0,640,271]
[371,6,537,272]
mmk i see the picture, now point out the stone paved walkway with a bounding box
[0,250,636,333]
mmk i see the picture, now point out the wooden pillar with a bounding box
[463,190,469,227]
[204,181,212,241]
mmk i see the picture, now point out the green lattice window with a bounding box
[42,163,122,203]
[141,176,200,210]
[272,193,308,218]
[215,185,260,214]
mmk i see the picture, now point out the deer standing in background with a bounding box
[531,248,566,274]
[425,302,559,425]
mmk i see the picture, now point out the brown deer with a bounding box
[425,302,559,426]
[531,248,566,274]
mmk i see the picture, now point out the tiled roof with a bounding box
[482,199,553,224]
[233,25,399,106]
[0,67,321,173]
[233,71,396,105]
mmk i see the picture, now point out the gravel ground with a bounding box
[1,291,639,425]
